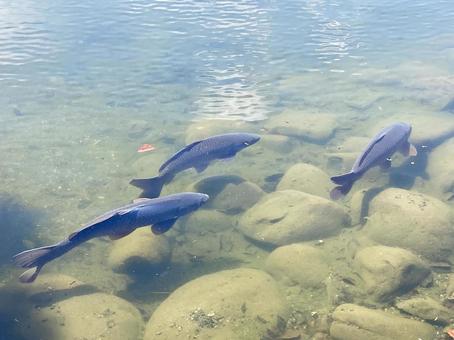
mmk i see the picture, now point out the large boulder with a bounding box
[427,137,454,200]
[361,188,454,261]
[330,304,437,340]
[265,110,337,143]
[353,246,431,302]
[143,268,288,340]
[0,274,143,340]
[108,228,171,274]
[276,163,331,198]
[239,190,350,246]
[395,296,452,325]
[265,244,330,288]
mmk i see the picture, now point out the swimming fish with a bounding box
[130,133,261,198]
[13,192,209,283]
[330,122,417,200]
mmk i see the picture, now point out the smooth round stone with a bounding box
[238,190,350,246]
[143,268,288,340]
[362,188,454,261]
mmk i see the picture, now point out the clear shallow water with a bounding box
[1,1,454,339]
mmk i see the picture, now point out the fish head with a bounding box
[175,192,209,216]
[235,133,261,150]
[394,122,412,139]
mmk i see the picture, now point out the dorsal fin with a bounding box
[159,140,203,172]
[358,133,386,167]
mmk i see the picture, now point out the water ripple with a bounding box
[0,0,453,121]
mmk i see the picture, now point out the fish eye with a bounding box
[244,142,250,146]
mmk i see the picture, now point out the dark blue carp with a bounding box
[330,122,417,200]
[13,192,209,283]
[130,133,260,198]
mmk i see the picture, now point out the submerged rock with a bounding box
[427,137,454,200]
[239,190,350,246]
[108,228,171,274]
[330,303,436,340]
[188,175,264,214]
[447,274,454,301]
[260,134,294,153]
[185,119,254,144]
[265,110,337,143]
[353,246,431,302]
[210,181,265,215]
[143,268,288,340]
[265,244,330,288]
[395,296,452,325]
[183,209,234,233]
[0,274,143,340]
[362,188,454,261]
[276,163,331,199]
[373,112,454,147]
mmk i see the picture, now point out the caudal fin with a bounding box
[329,172,357,200]
[330,172,357,185]
[13,244,58,283]
[330,181,354,200]
[18,267,42,283]
[129,176,165,198]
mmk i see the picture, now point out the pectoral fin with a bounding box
[151,218,178,235]
[399,141,418,157]
[408,143,417,156]
[194,162,209,173]
[109,229,134,240]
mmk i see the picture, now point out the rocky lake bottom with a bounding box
[1,49,454,340]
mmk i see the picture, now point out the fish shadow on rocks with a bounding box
[389,148,430,189]
[356,150,431,226]
[117,258,243,306]
[0,282,97,340]
[0,193,44,265]
[28,284,99,308]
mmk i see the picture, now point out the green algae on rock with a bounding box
[361,188,454,261]
[330,303,437,340]
[143,268,288,340]
[265,244,330,289]
[239,190,351,246]
[108,228,171,274]
[353,246,431,302]
[276,163,331,199]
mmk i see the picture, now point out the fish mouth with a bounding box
[200,194,210,204]
[243,134,261,146]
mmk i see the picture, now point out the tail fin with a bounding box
[129,176,165,198]
[330,172,357,185]
[330,182,354,200]
[13,244,58,283]
[19,267,42,283]
[330,172,357,200]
